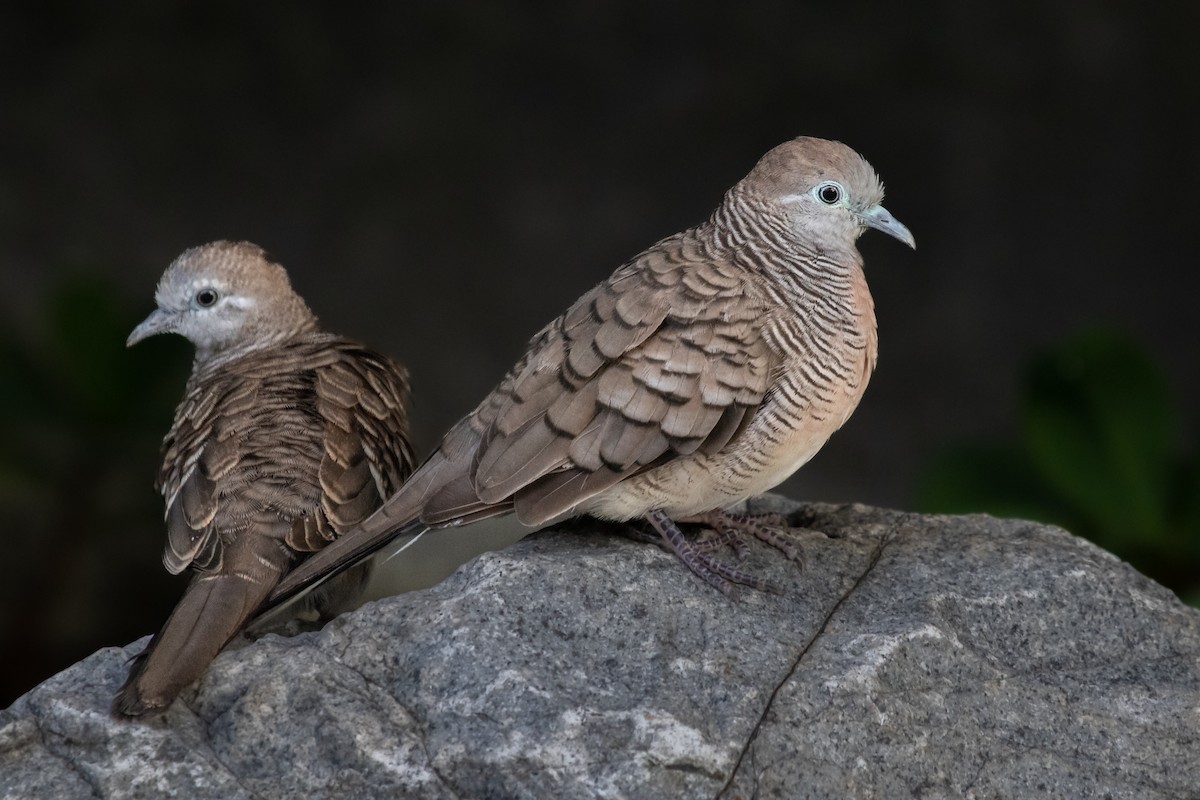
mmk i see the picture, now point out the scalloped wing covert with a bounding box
[421,231,774,526]
[156,336,415,576]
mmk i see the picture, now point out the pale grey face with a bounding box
[752,137,916,251]
[127,241,315,358]
[783,177,915,250]
[127,270,257,350]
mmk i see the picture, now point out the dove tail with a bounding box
[112,537,288,720]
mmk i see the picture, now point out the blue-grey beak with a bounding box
[859,204,916,249]
[127,308,175,347]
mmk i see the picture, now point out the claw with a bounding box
[645,509,789,595]
[682,509,806,568]
[692,526,752,560]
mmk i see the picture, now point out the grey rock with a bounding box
[3,496,1198,799]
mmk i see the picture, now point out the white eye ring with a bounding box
[194,288,219,308]
[815,181,844,205]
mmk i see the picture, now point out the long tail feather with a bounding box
[112,535,288,719]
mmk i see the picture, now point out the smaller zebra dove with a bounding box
[112,241,415,719]
[267,135,914,609]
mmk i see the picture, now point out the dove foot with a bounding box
[645,510,784,595]
[678,508,806,568]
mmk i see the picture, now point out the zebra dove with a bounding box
[269,135,914,606]
[112,241,415,719]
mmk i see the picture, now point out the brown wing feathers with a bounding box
[266,234,772,606]
[116,333,414,718]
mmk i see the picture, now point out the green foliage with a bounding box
[918,330,1199,605]
[0,276,190,704]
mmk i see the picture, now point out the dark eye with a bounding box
[195,289,219,308]
[817,182,843,205]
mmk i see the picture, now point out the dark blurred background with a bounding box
[2,2,1196,707]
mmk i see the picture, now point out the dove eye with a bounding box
[816,182,844,206]
[194,289,219,308]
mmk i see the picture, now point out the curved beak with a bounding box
[127,308,175,347]
[859,204,916,249]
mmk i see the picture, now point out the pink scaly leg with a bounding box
[645,510,784,595]
[678,508,805,568]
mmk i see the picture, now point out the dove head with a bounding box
[739,136,915,252]
[128,241,318,363]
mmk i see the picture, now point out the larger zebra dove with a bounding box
[270,135,914,607]
[112,241,415,719]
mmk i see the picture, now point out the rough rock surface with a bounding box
[3,496,1199,799]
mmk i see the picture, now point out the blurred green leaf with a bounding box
[917,443,1071,527]
[1022,331,1174,546]
[919,328,1197,604]
[1175,448,1200,559]
[0,273,190,707]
